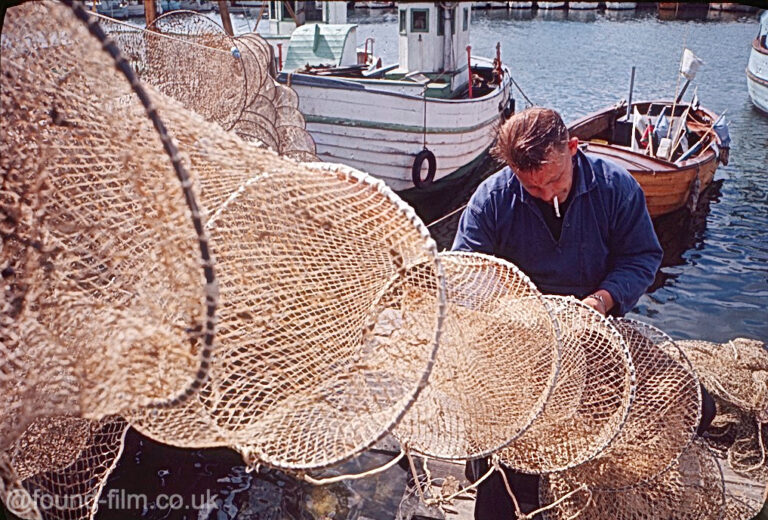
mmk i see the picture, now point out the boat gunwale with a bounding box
[752,37,768,56]
[278,62,510,104]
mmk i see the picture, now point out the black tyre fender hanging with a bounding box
[412,148,436,189]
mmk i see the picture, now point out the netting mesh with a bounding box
[393,251,560,460]
[677,338,768,518]
[100,10,316,160]
[19,417,129,520]
[124,151,445,469]
[558,318,701,491]
[498,296,635,472]
[540,438,726,520]
[4,2,768,519]
[1,0,214,430]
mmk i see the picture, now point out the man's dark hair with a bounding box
[492,107,569,173]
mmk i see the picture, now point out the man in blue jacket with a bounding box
[453,107,664,518]
[453,106,663,317]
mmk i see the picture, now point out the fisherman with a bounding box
[453,106,662,318]
[452,107,712,518]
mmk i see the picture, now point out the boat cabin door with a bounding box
[398,2,471,93]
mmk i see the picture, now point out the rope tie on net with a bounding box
[731,418,767,474]
[493,459,591,520]
[404,450,499,507]
[301,449,406,486]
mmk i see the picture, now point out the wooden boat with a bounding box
[568,100,729,218]
[747,11,768,114]
[276,3,514,197]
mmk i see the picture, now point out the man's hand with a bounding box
[582,289,614,316]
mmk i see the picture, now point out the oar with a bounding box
[674,109,727,164]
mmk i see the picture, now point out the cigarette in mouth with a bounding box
[554,196,561,218]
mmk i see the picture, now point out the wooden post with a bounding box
[218,1,235,36]
[255,1,267,32]
[282,1,302,27]
[144,0,157,27]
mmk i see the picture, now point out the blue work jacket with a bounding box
[451,150,663,316]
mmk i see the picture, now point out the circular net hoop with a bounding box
[561,318,701,491]
[540,439,726,520]
[498,296,635,473]
[100,10,247,132]
[0,0,215,432]
[393,251,560,460]
[4,416,129,520]
[130,158,446,470]
[101,15,316,160]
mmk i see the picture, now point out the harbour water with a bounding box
[97,6,767,520]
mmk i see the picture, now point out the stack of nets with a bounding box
[1,1,444,518]
[678,337,768,517]
[498,296,636,473]
[99,9,316,160]
[540,438,726,519]
[393,251,561,461]
[3,3,767,520]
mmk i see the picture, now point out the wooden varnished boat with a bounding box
[568,100,729,218]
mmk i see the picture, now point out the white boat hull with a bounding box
[604,2,637,9]
[537,2,566,9]
[280,66,511,192]
[747,42,768,114]
[569,2,600,9]
[509,2,534,8]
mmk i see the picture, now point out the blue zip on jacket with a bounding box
[451,150,663,316]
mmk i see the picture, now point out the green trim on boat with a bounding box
[304,113,501,134]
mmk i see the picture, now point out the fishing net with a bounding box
[677,337,768,516]
[497,296,635,473]
[677,338,768,419]
[128,156,445,469]
[393,251,560,460]
[7,417,129,520]
[100,10,247,131]
[557,318,701,491]
[0,0,215,426]
[100,11,316,160]
[540,438,726,520]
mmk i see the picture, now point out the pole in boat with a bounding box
[625,66,635,121]
[467,45,473,99]
[144,0,157,27]
[218,1,234,36]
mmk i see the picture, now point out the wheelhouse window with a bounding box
[399,8,407,34]
[411,9,429,33]
[463,7,469,31]
[437,5,444,36]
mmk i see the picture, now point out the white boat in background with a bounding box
[568,2,600,9]
[747,10,768,114]
[537,2,566,9]
[472,2,510,9]
[604,2,637,9]
[509,2,534,8]
[275,2,514,199]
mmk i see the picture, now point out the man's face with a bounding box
[516,137,579,205]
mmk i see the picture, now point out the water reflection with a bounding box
[649,181,723,291]
[536,9,567,22]
[99,429,410,520]
[566,10,598,23]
